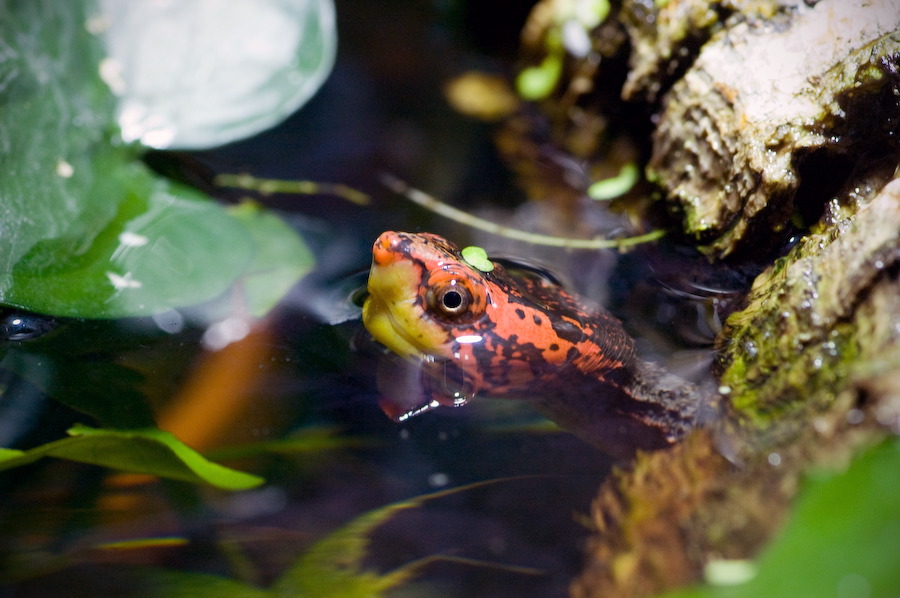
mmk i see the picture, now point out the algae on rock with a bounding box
[565,1,900,596]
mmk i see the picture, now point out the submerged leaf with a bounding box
[57,480,531,596]
[228,202,315,319]
[206,426,373,461]
[273,480,524,596]
[0,425,264,491]
[113,568,269,598]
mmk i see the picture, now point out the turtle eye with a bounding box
[429,281,471,317]
[425,266,487,321]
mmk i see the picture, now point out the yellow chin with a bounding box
[362,263,449,360]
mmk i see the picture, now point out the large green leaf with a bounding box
[0,0,314,319]
[7,170,256,318]
[228,202,316,319]
[101,0,337,149]
[661,437,900,598]
[0,424,264,490]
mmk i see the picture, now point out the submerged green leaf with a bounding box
[65,480,531,597]
[660,438,900,598]
[0,0,314,319]
[207,426,373,461]
[112,568,269,598]
[273,480,524,596]
[0,349,156,428]
[272,500,421,596]
[228,202,315,319]
[0,425,264,491]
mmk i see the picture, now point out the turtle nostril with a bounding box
[372,232,400,266]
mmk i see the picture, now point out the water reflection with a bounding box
[0,1,739,595]
[0,291,613,596]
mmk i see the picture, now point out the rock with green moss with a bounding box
[647,0,900,257]
[571,2,900,597]
[720,174,900,444]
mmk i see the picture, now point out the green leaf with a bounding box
[6,171,255,319]
[228,202,315,318]
[660,438,900,598]
[461,246,494,272]
[0,425,264,491]
[70,481,524,596]
[1,349,156,428]
[272,495,427,596]
[111,568,269,598]
[516,54,563,101]
[102,0,337,149]
[0,0,315,319]
[273,481,514,596]
[587,162,640,201]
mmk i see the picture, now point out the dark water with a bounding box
[0,2,738,596]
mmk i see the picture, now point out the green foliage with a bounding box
[0,425,264,491]
[1,347,157,428]
[516,54,563,101]
[0,0,314,319]
[588,163,640,201]
[99,485,496,597]
[227,202,316,319]
[461,246,494,272]
[207,426,374,461]
[659,438,900,598]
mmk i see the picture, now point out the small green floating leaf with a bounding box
[516,53,563,101]
[0,425,264,491]
[461,246,494,272]
[587,162,640,201]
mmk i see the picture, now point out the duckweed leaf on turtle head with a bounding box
[0,425,264,491]
[0,0,314,320]
[461,246,494,272]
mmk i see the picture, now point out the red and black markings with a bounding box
[366,231,701,456]
[369,230,637,401]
